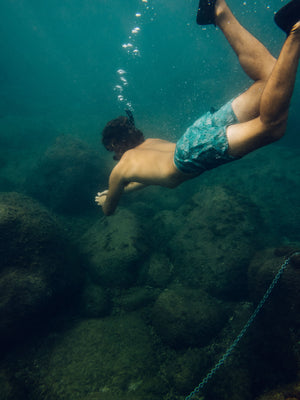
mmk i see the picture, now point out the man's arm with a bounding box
[95,181,147,216]
[124,181,147,193]
[100,167,126,216]
[95,154,150,216]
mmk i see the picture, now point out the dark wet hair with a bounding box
[102,111,144,157]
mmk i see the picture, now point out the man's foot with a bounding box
[274,0,300,35]
[196,0,217,25]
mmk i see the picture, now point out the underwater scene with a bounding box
[0,0,300,399]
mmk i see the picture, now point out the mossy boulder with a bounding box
[0,369,15,400]
[0,192,82,345]
[248,245,300,326]
[81,209,147,288]
[79,281,110,318]
[138,252,175,288]
[112,286,159,313]
[25,135,109,215]
[256,379,300,400]
[151,284,230,349]
[34,315,165,400]
[200,147,300,242]
[247,245,300,390]
[166,186,261,299]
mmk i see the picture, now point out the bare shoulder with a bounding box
[136,138,176,152]
[111,150,138,181]
[144,138,173,144]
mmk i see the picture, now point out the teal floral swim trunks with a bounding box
[174,99,240,174]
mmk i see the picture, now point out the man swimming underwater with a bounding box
[96,0,300,216]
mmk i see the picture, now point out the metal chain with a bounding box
[185,251,300,400]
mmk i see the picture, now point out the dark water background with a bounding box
[0,1,300,400]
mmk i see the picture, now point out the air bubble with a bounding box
[114,85,123,92]
[126,102,133,111]
[120,77,128,86]
[131,27,140,34]
[122,43,133,49]
[114,0,155,109]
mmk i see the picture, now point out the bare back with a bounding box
[100,138,200,215]
[116,138,188,188]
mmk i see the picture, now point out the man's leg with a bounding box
[226,22,300,158]
[214,0,276,122]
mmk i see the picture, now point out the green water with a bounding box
[0,1,299,400]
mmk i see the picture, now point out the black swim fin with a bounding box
[274,0,300,35]
[196,0,216,26]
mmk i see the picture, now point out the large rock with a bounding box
[248,245,300,326]
[81,209,147,287]
[163,186,261,300]
[138,252,175,288]
[247,245,300,391]
[25,135,110,215]
[0,368,15,400]
[112,286,159,313]
[0,192,82,345]
[256,380,300,400]
[151,284,230,349]
[199,146,300,243]
[79,280,111,318]
[31,315,165,400]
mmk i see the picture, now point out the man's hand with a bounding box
[95,190,108,207]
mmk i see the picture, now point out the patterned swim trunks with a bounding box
[174,99,240,174]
